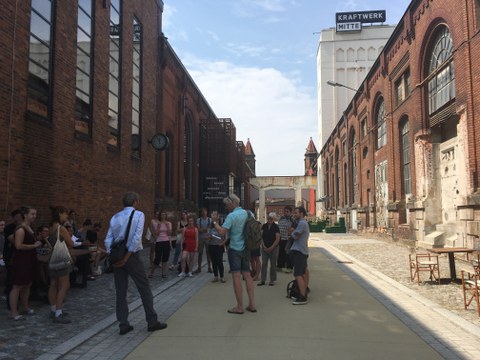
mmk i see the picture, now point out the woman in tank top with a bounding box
[149,210,172,279]
[9,206,42,321]
[170,211,188,270]
[178,216,197,277]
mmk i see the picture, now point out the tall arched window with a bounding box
[428,26,455,114]
[165,132,173,197]
[400,119,411,195]
[335,147,340,207]
[350,129,358,204]
[325,159,330,208]
[27,0,55,121]
[376,99,386,149]
[184,115,193,200]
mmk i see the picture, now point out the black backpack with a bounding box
[286,279,300,299]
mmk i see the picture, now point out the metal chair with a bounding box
[409,253,440,284]
[461,262,480,317]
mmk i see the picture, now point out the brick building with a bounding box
[320,0,480,248]
[0,0,254,227]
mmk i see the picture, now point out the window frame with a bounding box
[75,0,94,138]
[27,0,55,122]
[427,26,455,115]
[375,99,387,150]
[131,16,142,158]
[107,0,122,149]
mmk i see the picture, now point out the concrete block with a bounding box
[458,208,474,221]
[415,211,424,220]
[466,221,480,236]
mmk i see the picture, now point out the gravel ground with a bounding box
[312,232,480,327]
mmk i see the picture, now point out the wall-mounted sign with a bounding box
[203,176,228,201]
[335,10,386,32]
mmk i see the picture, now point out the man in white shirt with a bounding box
[105,192,167,335]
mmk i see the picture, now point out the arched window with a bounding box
[400,119,411,195]
[376,99,386,149]
[325,159,330,208]
[357,47,365,61]
[184,115,193,200]
[335,147,341,207]
[165,133,173,197]
[347,48,355,62]
[428,26,455,114]
[350,129,358,204]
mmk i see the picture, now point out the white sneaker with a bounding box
[188,272,193,277]
[178,272,186,277]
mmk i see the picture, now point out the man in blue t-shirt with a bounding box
[211,194,256,314]
[289,206,310,305]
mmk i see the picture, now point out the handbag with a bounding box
[108,210,135,265]
[49,226,73,271]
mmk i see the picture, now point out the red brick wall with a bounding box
[0,0,163,227]
[320,0,480,237]
[0,0,253,232]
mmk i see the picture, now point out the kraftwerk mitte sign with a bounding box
[335,10,386,32]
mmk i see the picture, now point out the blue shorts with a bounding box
[228,248,251,273]
[289,250,308,277]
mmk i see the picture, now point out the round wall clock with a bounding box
[150,133,170,151]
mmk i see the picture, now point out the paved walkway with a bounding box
[0,234,479,359]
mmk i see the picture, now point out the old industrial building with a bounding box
[0,0,254,225]
[320,0,480,248]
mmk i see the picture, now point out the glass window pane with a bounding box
[30,11,51,44]
[32,0,51,22]
[108,109,118,129]
[109,92,119,113]
[133,78,139,95]
[78,0,92,13]
[132,94,140,112]
[109,78,119,96]
[29,38,50,69]
[77,26,91,43]
[132,110,140,126]
[78,9,91,37]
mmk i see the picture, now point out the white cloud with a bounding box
[182,57,317,176]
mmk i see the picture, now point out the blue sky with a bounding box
[162,0,411,176]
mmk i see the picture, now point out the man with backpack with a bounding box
[289,206,310,305]
[211,194,256,314]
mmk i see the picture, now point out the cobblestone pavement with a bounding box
[312,232,480,327]
[0,249,210,360]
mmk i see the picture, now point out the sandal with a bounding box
[227,308,244,315]
[245,306,257,313]
[13,315,25,321]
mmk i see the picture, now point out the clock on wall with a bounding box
[149,133,170,151]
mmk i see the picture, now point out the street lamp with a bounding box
[326,80,359,93]
[326,80,359,210]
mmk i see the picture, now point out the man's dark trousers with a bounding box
[113,252,158,328]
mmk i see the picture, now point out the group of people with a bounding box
[0,190,310,336]
[144,207,227,282]
[0,206,103,324]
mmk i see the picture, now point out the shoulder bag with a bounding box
[49,226,73,271]
[108,210,135,265]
